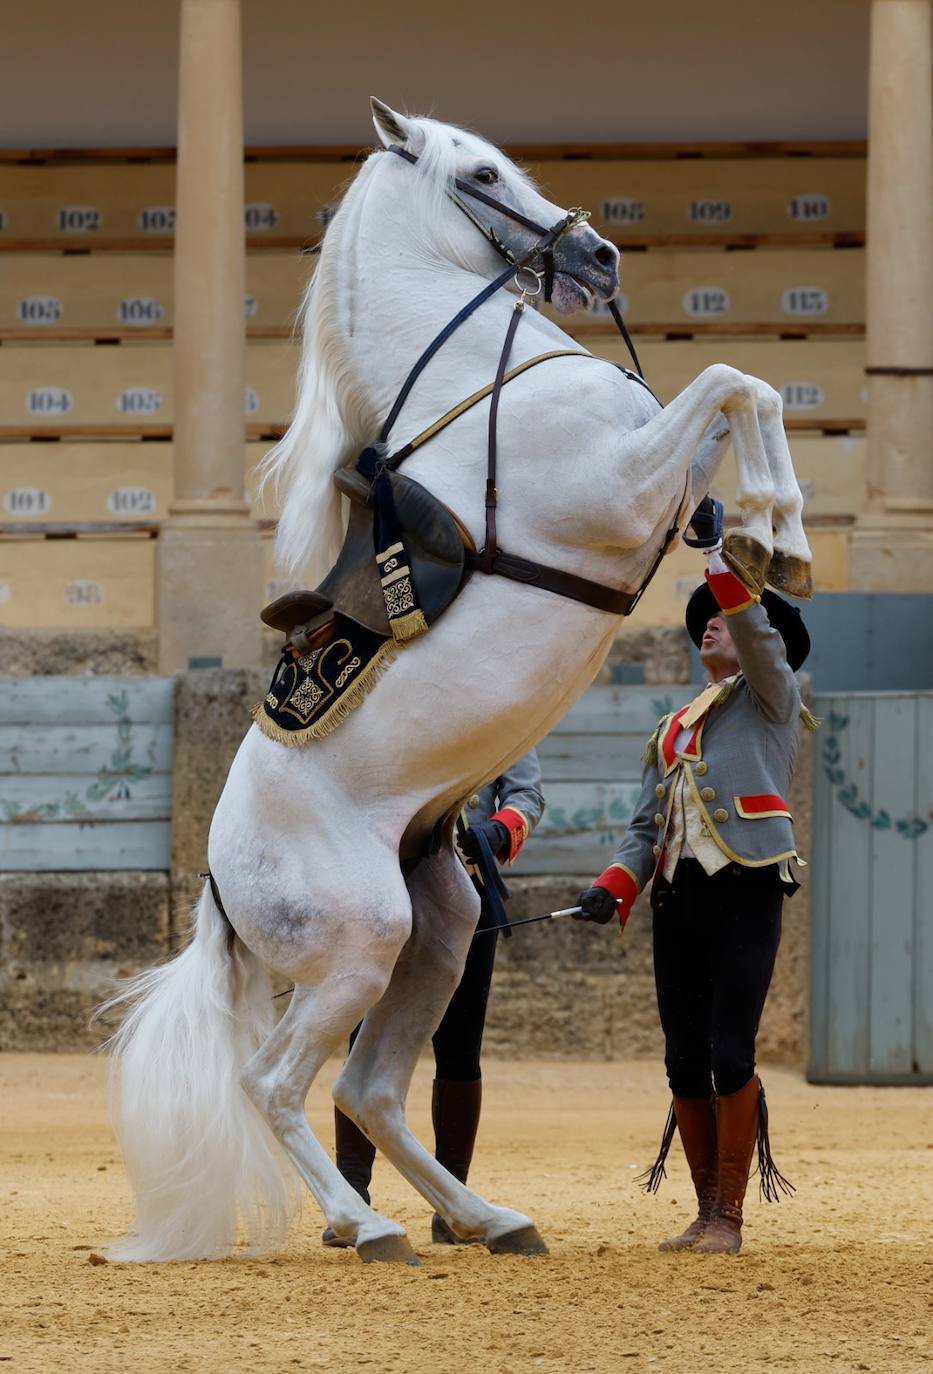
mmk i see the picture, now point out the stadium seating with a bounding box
[0,143,868,630]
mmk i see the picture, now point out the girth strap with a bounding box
[464,548,637,616]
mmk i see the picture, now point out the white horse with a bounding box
[104,99,811,1265]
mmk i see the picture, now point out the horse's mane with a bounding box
[259,116,473,584]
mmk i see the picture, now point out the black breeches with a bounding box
[431,888,498,1081]
[652,858,784,1099]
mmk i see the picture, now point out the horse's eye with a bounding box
[474,166,499,186]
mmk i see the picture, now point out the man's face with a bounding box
[699,614,740,678]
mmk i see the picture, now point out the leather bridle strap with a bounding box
[387,143,645,380]
[379,261,517,445]
[481,302,525,570]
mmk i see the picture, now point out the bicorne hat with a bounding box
[685,584,811,672]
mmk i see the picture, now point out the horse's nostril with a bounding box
[594,245,616,269]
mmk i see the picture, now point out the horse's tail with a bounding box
[99,882,300,1261]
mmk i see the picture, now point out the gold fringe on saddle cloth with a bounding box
[252,626,398,747]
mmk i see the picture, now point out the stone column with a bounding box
[157,0,264,670]
[851,0,933,591]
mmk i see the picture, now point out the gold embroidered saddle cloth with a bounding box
[253,616,396,746]
[255,470,470,745]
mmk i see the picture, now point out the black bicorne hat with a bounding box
[685,584,811,672]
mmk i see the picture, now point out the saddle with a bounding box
[260,467,472,650]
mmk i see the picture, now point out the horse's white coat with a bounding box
[105,101,811,1262]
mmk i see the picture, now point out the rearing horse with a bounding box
[104,99,811,1265]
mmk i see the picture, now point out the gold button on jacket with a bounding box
[713,807,729,823]
[652,844,662,857]
[468,794,480,808]
[655,783,666,798]
[654,812,665,827]
[695,761,708,776]
[700,786,716,802]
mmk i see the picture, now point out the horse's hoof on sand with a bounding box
[766,550,813,600]
[321,1226,354,1249]
[357,1234,420,1266]
[722,533,769,597]
[487,1224,549,1256]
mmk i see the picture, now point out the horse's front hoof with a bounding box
[356,1233,420,1266]
[767,550,813,600]
[487,1224,549,1256]
[722,533,770,597]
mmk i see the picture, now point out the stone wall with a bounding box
[0,653,813,1065]
[0,872,169,1050]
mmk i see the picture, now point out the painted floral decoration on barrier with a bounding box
[823,711,929,840]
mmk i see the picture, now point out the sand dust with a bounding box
[1,1054,931,1374]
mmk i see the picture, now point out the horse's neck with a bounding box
[343,217,575,438]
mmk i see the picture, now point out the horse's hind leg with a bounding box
[334,847,548,1255]
[239,927,420,1264]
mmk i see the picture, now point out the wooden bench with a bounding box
[0,440,271,525]
[0,342,296,431]
[1,246,866,340]
[558,247,865,334]
[0,252,311,338]
[0,337,866,437]
[0,425,866,634]
[0,144,865,252]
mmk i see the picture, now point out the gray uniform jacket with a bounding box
[602,595,805,906]
[463,748,545,841]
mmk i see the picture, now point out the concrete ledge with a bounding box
[0,872,169,1050]
[0,629,157,677]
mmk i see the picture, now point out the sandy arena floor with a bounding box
[1,1054,931,1374]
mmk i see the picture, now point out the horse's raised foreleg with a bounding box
[334,847,547,1255]
[239,912,421,1264]
[617,365,782,591]
[748,379,813,598]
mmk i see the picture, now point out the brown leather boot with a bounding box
[430,1077,482,1244]
[322,1106,376,1248]
[658,1096,718,1252]
[694,1076,761,1254]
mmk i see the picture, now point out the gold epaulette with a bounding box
[643,715,669,766]
[799,704,821,732]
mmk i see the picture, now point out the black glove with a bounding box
[573,886,619,924]
[682,494,724,549]
[458,819,510,863]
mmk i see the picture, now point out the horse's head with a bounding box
[371,98,620,314]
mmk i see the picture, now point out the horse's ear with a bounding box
[370,98,422,152]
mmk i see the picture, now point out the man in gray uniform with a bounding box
[575,541,813,1254]
[328,749,545,1245]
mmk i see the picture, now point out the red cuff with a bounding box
[705,567,757,615]
[490,807,530,864]
[594,863,641,931]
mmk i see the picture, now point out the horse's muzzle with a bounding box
[549,227,620,314]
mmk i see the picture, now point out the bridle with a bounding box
[388,143,645,376]
[353,142,686,622]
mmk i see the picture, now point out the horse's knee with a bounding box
[336,1078,402,1143]
[751,378,784,423]
[704,363,755,411]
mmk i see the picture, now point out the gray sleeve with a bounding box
[601,761,662,891]
[727,601,801,725]
[493,747,546,832]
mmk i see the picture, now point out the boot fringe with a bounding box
[756,1081,795,1202]
[636,1100,677,1194]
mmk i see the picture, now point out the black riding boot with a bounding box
[321,1106,377,1248]
[431,1077,483,1244]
